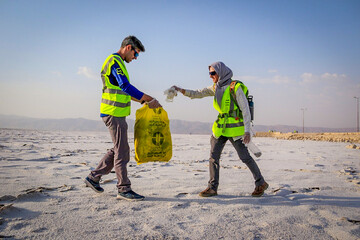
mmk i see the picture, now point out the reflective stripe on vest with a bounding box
[101,99,131,108]
[102,88,127,95]
[212,82,245,138]
[216,122,244,129]
[100,54,131,117]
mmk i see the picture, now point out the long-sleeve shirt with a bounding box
[183,85,251,138]
[108,53,144,100]
[100,53,144,117]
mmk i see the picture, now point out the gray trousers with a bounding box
[89,116,131,192]
[208,135,265,191]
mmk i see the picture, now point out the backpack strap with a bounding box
[229,80,240,107]
[229,81,240,120]
[230,81,237,93]
[230,80,255,123]
[229,80,253,122]
[230,80,246,96]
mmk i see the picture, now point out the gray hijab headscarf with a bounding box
[209,61,233,108]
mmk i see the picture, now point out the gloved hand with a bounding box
[172,85,182,91]
[243,132,251,144]
[147,98,162,109]
[164,87,178,102]
[172,85,185,95]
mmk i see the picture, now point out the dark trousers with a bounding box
[89,116,131,192]
[208,135,265,191]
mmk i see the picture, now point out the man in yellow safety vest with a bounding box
[84,36,161,201]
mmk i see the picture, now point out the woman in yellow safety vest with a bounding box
[173,61,268,197]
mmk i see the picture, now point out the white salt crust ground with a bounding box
[0,128,359,239]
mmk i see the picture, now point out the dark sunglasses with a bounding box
[209,71,217,76]
[131,46,139,58]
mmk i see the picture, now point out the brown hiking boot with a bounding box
[252,182,269,197]
[199,187,217,197]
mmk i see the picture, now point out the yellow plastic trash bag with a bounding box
[134,105,172,164]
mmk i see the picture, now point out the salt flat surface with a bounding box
[0,128,359,239]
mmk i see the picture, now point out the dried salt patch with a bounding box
[101,177,116,184]
[340,167,357,175]
[345,144,357,149]
[21,184,74,195]
[0,203,13,212]
[175,193,189,198]
[273,188,296,196]
[341,217,360,224]
[233,165,244,169]
[74,162,88,166]
[59,185,74,192]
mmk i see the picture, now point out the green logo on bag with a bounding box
[152,132,164,146]
[152,108,162,114]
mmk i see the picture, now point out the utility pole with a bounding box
[355,97,359,132]
[301,108,307,134]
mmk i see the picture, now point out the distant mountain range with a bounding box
[0,114,356,134]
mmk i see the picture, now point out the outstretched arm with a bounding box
[172,85,215,99]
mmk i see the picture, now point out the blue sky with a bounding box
[0,0,359,128]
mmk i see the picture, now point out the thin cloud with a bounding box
[268,69,278,73]
[51,71,62,77]
[272,75,291,84]
[300,73,314,83]
[299,72,360,100]
[77,66,98,80]
[300,72,347,84]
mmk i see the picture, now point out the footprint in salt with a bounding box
[30,227,48,233]
[159,163,172,167]
[9,221,31,231]
[175,192,189,198]
[272,188,295,197]
[131,206,142,211]
[339,167,360,185]
[169,201,190,209]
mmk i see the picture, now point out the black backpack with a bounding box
[229,80,254,121]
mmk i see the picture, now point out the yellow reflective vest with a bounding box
[100,54,131,117]
[212,81,248,138]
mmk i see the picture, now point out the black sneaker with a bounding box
[117,190,145,201]
[84,176,104,193]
